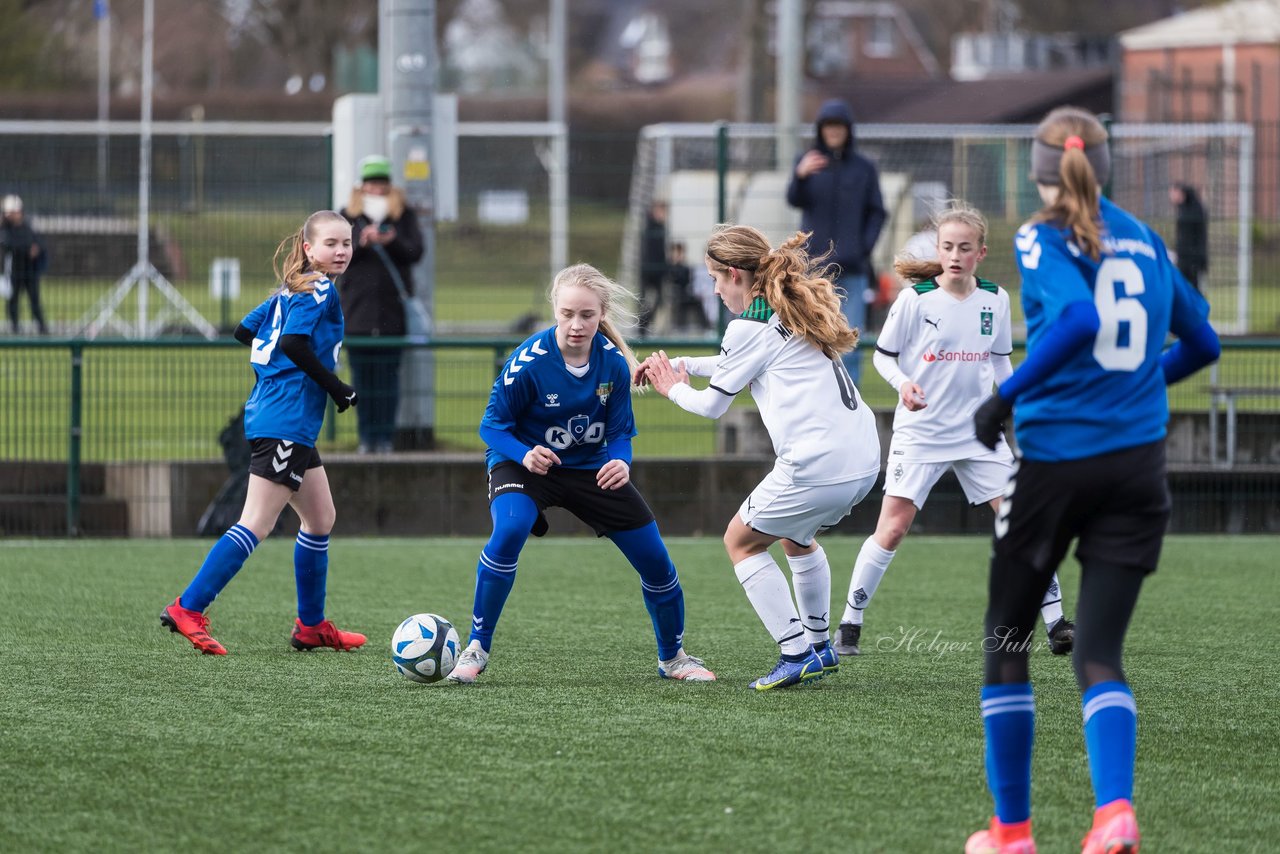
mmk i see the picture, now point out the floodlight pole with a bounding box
[775,0,803,171]
[79,0,216,340]
[382,0,436,446]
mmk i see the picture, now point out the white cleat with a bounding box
[658,650,716,682]
[447,640,489,684]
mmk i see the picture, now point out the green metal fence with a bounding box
[1,336,1276,537]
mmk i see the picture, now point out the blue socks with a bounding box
[181,524,259,612]
[981,682,1035,824]
[608,522,685,661]
[468,493,537,652]
[294,531,330,626]
[1083,681,1137,808]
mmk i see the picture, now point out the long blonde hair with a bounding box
[272,210,350,293]
[894,201,988,283]
[549,263,641,381]
[1032,106,1108,260]
[705,224,857,359]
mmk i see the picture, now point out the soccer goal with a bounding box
[626,121,1255,334]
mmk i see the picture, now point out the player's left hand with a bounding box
[597,459,630,490]
[645,350,688,398]
[973,392,1013,450]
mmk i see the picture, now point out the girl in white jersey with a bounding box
[640,225,881,691]
[834,202,1074,658]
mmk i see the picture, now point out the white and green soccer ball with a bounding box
[391,613,459,684]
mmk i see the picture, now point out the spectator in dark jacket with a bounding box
[1169,183,1208,291]
[2,194,49,335]
[786,99,886,382]
[338,155,425,454]
[639,200,669,335]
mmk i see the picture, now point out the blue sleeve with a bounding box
[999,300,1101,401]
[1162,320,1220,385]
[1016,224,1094,322]
[239,298,271,335]
[606,436,633,466]
[479,422,532,465]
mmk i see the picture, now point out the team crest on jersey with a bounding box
[545,393,560,408]
[893,463,904,482]
[980,309,993,336]
[596,382,613,405]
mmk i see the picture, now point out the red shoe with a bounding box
[291,618,367,651]
[1081,800,1139,854]
[160,598,227,655]
[966,817,1037,854]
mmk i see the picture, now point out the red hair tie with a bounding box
[1063,136,1085,151]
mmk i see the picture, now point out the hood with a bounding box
[813,98,855,154]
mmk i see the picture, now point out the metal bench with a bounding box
[1208,381,1280,466]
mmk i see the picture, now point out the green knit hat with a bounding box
[359,154,391,182]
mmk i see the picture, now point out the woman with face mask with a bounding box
[338,154,426,454]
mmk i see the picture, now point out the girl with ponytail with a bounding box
[640,224,881,691]
[453,263,715,685]
[967,106,1221,854]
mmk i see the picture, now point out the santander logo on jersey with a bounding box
[922,348,990,363]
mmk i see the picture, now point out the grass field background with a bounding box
[2,535,1276,853]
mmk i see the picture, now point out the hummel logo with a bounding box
[272,442,293,473]
[503,339,549,386]
[545,393,560,407]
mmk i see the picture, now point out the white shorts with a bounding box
[884,447,1013,510]
[738,466,878,546]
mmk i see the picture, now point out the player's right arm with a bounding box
[660,320,770,419]
[873,288,924,409]
[478,351,560,473]
[1150,227,1220,384]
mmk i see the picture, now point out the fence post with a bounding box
[67,343,83,537]
[716,121,729,336]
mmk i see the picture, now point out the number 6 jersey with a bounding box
[1013,196,1210,461]
[669,297,880,485]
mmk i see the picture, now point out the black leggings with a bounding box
[984,557,1145,690]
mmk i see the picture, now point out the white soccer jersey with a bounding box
[875,279,1013,462]
[669,298,880,485]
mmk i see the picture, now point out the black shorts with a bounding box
[487,461,655,537]
[994,439,1172,576]
[248,438,322,492]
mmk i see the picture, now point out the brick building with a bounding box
[1119,0,1280,215]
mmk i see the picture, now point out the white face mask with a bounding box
[363,194,389,225]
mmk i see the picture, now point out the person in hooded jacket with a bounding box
[786,99,887,384]
[339,155,425,454]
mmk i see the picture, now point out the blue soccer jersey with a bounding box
[240,277,345,445]
[480,327,636,470]
[1012,197,1210,461]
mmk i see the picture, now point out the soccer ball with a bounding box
[391,613,459,684]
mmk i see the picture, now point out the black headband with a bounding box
[706,248,758,271]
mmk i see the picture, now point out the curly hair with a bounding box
[894,201,989,283]
[705,224,857,359]
[272,210,350,294]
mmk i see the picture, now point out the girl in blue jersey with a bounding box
[448,263,715,684]
[966,107,1220,854]
[162,210,367,656]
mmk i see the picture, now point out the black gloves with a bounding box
[332,384,359,413]
[973,392,1013,450]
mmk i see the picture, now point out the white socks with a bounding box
[734,552,808,656]
[786,546,832,647]
[841,536,896,626]
[1040,572,1065,630]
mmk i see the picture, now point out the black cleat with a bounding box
[1048,618,1075,656]
[833,622,862,656]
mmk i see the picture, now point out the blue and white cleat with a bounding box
[813,643,839,675]
[749,650,825,691]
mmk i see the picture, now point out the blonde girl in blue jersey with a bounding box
[161,210,367,656]
[965,107,1220,854]
[448,263,715,685]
